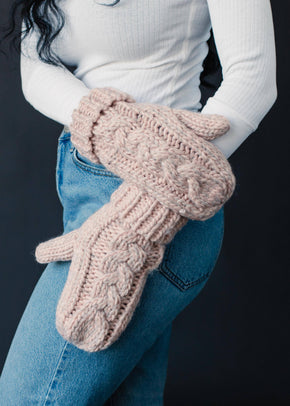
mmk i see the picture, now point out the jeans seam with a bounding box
[158,262,212,292]
[58,134,71,143]
[72,149,122,179]
[56,141,65,203]
[158,242,212,291]
[42,340,69,405]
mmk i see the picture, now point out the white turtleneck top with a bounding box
[20,0,277,159]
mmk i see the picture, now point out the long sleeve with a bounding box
[200,0,278,158]
[20,1,277,158]
[20,21,91,127]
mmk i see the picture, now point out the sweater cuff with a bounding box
[200,97,257,159]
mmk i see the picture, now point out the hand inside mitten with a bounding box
[73,93,235,221]
[35,182,188,352]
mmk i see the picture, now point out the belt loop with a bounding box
[63,125,70,133]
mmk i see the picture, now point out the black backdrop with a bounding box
[0,1,289,404]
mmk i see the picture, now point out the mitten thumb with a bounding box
[35,228,79,264]
[173,109,230,140]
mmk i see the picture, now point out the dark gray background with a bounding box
[0,1,289,405]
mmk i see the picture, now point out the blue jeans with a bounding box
[0,127,225,405]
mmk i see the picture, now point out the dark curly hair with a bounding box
[0,0,221,90]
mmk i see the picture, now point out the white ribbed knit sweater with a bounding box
[20,0,277,159]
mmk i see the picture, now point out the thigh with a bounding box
[0,261,77,405]
[0,129,225,405]
[0,251,212,406]
[105,323,173,406]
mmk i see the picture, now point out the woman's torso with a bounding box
[53,0,212,112]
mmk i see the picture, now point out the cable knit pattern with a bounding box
[35,86,236,352]
[36,183,188,352]
[70,87,236,221]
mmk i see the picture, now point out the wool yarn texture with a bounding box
[35,86,236,352]
[69,87,235,220]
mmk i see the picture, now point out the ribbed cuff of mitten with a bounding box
[69,86,135,162]
[110,182,188,246]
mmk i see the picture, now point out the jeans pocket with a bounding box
[72,147,122,179]
[157,207,224,292]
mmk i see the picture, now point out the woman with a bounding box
[0,0,277,405]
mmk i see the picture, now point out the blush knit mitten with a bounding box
[35,87,236,352]
[35,182,188,352]
[69,87,235,220]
